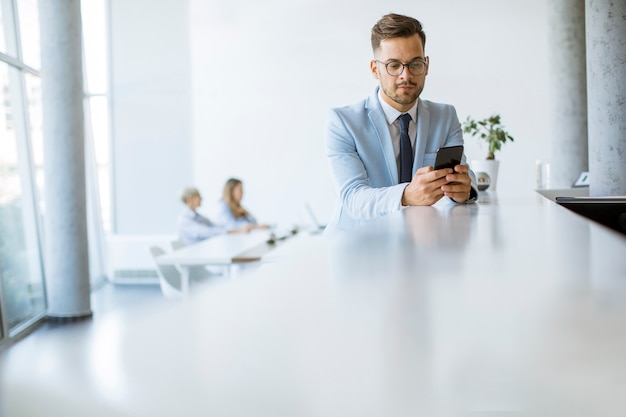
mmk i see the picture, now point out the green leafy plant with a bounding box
[462,114,515,160]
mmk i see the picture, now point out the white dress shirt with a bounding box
[214,200,258,230]
[377,89,418,178]
[177,206,226,245]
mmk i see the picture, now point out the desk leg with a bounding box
[229,263,260,279]
[230,264,245,279]
[180,266,190,295]
[229,264,250,279]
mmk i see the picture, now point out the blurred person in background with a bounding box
[215,178,270,232]
[178,186,253,245]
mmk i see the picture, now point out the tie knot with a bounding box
[398,113,412,131]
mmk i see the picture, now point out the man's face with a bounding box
[370,34,429,112]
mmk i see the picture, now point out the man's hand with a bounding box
[401,164,473,206]
[441,164,472,203]
[401,166,451,206]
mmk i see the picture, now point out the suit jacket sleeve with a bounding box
[325,94,477,228]
[325,107,407,221]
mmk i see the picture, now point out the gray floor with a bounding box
[0,282,163,354]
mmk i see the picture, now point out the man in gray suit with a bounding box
[326,13,477,232]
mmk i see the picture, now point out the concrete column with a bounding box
[585,0,626,196]
[39,0,91,318]
[547,0,588,188]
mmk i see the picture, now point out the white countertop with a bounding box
[2,191,625,416]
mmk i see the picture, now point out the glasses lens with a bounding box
[408,61,425,76]
[386,61,403,76]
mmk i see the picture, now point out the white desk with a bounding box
[2,191,626,416]
[155,230,301,291]
[157,232,270,265]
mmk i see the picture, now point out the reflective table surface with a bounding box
[2,191,625,416]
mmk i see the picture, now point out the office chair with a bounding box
[171,239,228,279]
[170,240,225,281]
[149,246,184,299]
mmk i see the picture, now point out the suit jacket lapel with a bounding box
[366,88,398,184]
[414,100,430,174]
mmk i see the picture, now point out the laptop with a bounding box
[305,203,326,234]
[556,196,626,235]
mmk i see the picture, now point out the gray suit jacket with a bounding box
[325,87,476,232]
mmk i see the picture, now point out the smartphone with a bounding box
[434,145,464,170]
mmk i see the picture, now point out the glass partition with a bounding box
[23,71,42,208]
[0,0,110,342]
[0,0,18,56]
[82,0,111,233]
[0,0,6,53]
[15,0,39,69]
[0,62,46,337]
[82,0,107,94]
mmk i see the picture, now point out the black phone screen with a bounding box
[434,145,464,170]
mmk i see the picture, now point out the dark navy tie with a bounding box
[398,113,413,183]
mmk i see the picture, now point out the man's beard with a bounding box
[383,82,422,106]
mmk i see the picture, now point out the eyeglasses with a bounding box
[375,59,428,76]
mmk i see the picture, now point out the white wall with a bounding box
[110,0,551,233]
[110,0,194,233]
[189,0,551,228]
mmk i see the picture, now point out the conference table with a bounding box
[154,228,300,293]
[2,190,626,416]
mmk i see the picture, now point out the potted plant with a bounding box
[462,114,515,191]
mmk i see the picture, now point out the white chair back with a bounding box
[149,246,183,299]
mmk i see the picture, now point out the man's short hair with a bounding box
[181,187,200,204]
[371,13,426,53]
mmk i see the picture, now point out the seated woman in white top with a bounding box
[215,178,269,231]
[178,186,252,245]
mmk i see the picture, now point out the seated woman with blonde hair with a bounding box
[178,186,253,246]
[216,178,269,231]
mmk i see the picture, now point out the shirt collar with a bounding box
[377,88,418,125]
[181,205,197,218]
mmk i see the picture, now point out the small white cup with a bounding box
[535,159,551,189]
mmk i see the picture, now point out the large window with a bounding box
[0,0,110,342]
[82,0,110,232]
[0,61,46,337]
[15,0,39,69]
[0,0,46,339]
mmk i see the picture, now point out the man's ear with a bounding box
[370,60,379,79]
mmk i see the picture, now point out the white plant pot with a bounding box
[470,159,500,192]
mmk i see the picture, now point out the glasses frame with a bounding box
[374,59,428,77]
